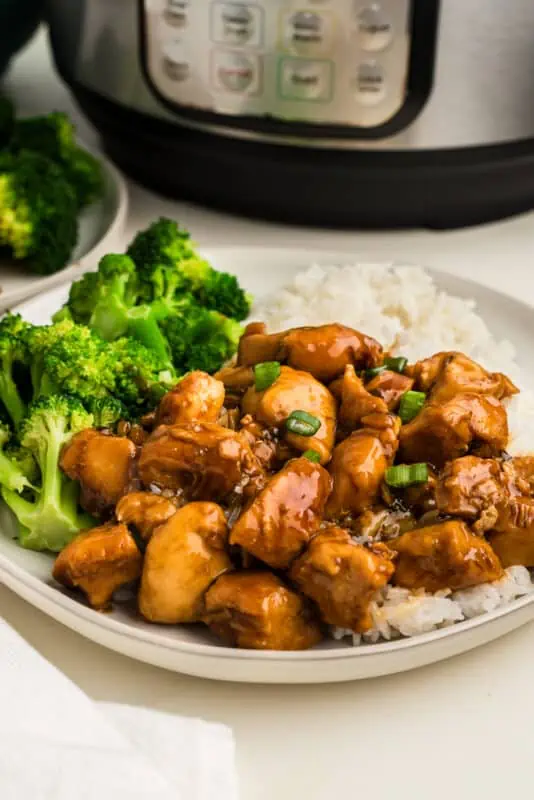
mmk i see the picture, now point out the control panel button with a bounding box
[279,58,333,102]
[357,5,394,52]
[162,41,190,81]
[212,50,261,93]
[282,10,334,55]
[353,61,386,104]
[163,0,189,28]
[211,2,264,47]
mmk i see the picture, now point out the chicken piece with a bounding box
[53,523,142,609]
[435,456,509,519]
[290,528,395,633]
[138,422,264,499]
[214,365,255,393]
[230,456,332,569]
[489,498,534,567]
[155,371,225,427]
[398,392,508,469]
[203,571,322,650]
[116,492,178,540]
[238,414,281,471]
[238,322,382,382]
[407,351,518,404]
[337,365,387,432]
[139,502,231,623]
[60,429,137,518]
[326,415,400,518]
[365,370,415,411]
[508,456,534,494]
[391,520,503,592]
[242,365,336,464]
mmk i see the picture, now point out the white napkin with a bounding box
[0,618,238,800]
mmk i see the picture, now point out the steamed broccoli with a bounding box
[26,318,173,417]
[0,150,79,275]
[0,422,35,494]
[1,395,95,552]
[0,313,32,429]
[89,397,130,429]
[52,219,252,377]
[11,111,104,209]
[127,218,252,320]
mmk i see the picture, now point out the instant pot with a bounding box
[46,1,534,228]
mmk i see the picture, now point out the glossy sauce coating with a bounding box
[155,371,225,427]
[392,520,503,592]
[139,502,231,623]
[230,456,332,569]
[60,430,137,518]
[203,571,322,650]
[53,523,142,609]
[116,491,178,540]
[291,528,395,633]
[242,365,336,464]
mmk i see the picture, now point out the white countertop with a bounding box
[3,28,534,800]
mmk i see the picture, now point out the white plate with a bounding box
[0,147,128,312]
[1,247,534,685]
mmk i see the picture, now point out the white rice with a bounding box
[254,263,534,645]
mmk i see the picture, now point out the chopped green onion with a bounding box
[385,463,429,488]
[303,449,321,463]
[364,365,387,380]
[384,356,408,374]
[254,361,281,391]
[399,390,426,423]
[285,410,322,437]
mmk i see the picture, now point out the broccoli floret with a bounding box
[11,112,104,209]
[0,150,79,275]
[161,302,243,374]
[53,271,100,326]
[0,422,34,494]
[1,395,95,552]
[0,313,33,429]
[0,94,14,148]
[126,218,252,319]
[26,318,172,418]
[89,397,129,429]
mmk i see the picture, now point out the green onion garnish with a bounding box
[399,390,426,423]
[254,361,281,391]
[385,463,429,488]
[285,410,322,437]
[384,356,408,374]
[303,449,321,463]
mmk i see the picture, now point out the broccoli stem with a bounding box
[0,450,32,493]
[2,415,93,552]
[0,373,26,429]
[126,306,174,371]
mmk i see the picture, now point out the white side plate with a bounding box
[1,247,533,684]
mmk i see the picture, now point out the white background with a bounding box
[3,27,534,800]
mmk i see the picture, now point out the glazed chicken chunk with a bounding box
[53,523,143,609]
[364,369,415,412]
[435,455,534,568]
[155,371,225,427]
[60,429,137,517]
[138,422,264,499]
[237,322,382,382]
[392,520,503,592]
[399,392,509,468]
[290,528,395,633]
[326,414,400,518]
[242,365,336,464]
[407,351,518,404]
[203,571,322,650]
[139,502,231,623]
[230,456,332,569]
[116,491,178,541]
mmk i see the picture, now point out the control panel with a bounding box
[142,0,414,132]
